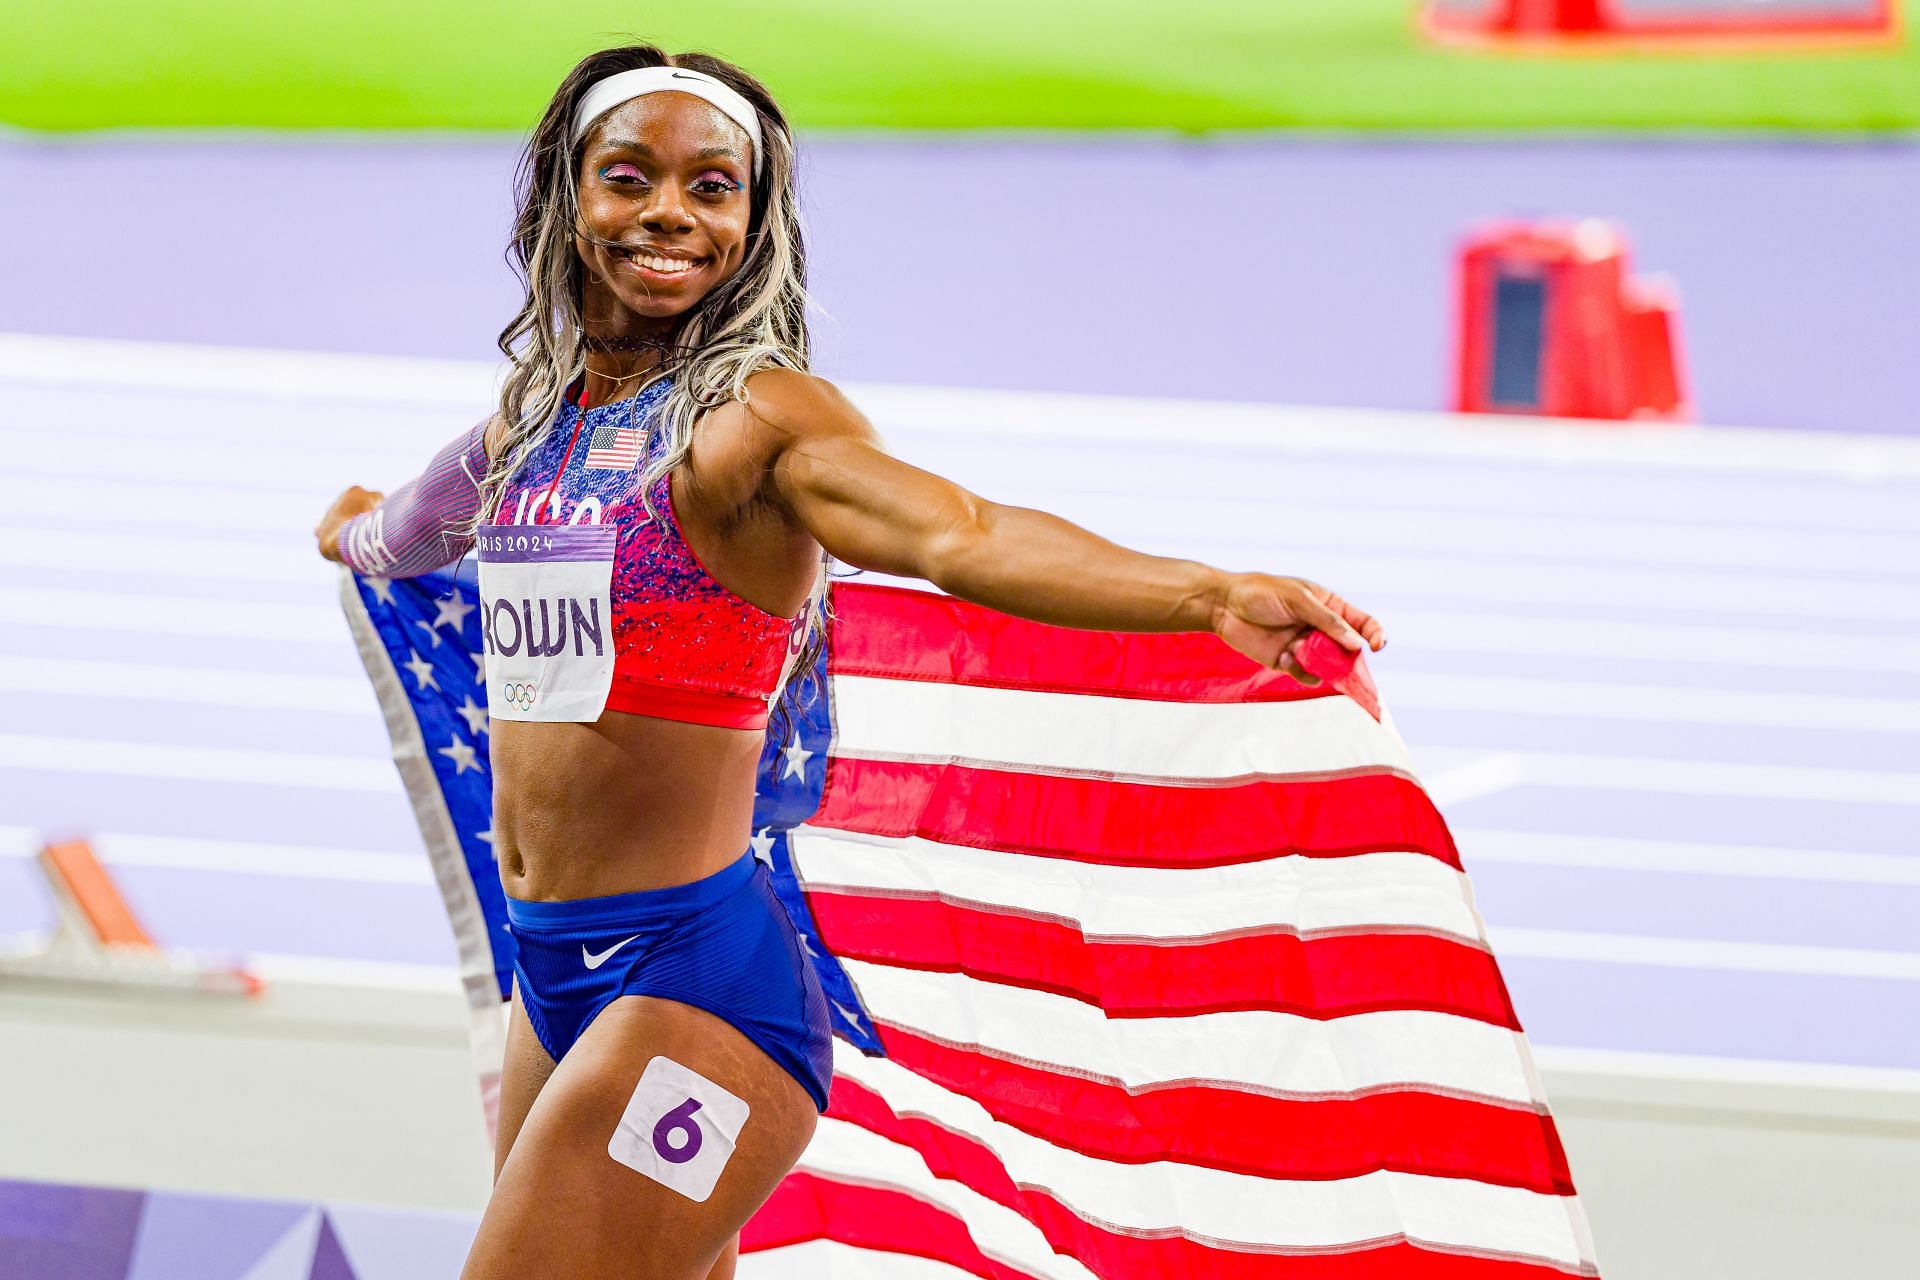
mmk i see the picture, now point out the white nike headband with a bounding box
[570,66,765,177]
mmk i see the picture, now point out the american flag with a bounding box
[341,566,1600,1279]
[584,424,646,470]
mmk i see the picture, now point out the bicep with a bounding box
[772,427,984,582]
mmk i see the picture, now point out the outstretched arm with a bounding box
[315,419,491,577]
[758,374,1384,681]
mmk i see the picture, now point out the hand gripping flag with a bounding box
[341,566,1600,1279]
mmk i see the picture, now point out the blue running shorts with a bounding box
[506,850,833,1113]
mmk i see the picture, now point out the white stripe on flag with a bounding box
[806,1114,1591,1272]
[830,676,1413,781]
[792,829,1483,942]
[838,960,1540,1106]
[831,1046,1591,1268]
[798,1120,1106,1280]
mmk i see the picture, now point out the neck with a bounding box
[578,289,678,406]
[581,346,669,406]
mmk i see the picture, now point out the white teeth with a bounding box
[635,253,695,275]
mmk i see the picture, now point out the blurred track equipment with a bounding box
[1422,0,1898,47]
[0,836,261,997]
[1455,219,1689,423]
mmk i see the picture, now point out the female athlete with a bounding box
[314,43,1385,1280]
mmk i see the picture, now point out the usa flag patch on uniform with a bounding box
[585,425,645,470]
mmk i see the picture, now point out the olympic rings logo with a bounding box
[501,681,538,711]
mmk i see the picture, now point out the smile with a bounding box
[613,247,704,278]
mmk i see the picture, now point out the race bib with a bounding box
[477,524,617,722]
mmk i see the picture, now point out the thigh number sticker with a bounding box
[609,1057,749,1202]
[651,1097,705,1164]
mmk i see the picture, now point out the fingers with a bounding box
[1277,652,1320,686]
[1335,596,1387,651]
[1296,587,1368,653]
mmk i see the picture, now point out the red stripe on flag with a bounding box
[743,1172,1043,1280]
[814,759,1460,869]
[805,890,1519,1027]
[867,1025,1574,1195]
[830,582,1337,704]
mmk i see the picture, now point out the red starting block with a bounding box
[1454,218,1690,423]
[0,837,262,997]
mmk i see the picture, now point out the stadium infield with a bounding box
[4,0,1916,133]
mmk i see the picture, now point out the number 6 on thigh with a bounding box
[461,994,818,1280]
[608,1056,751,1202]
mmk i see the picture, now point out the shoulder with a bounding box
[479,412,511,463]
[737,368,879,452]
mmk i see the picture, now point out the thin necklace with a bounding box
[582,332,678,356]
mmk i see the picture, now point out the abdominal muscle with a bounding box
[489,710,766,902]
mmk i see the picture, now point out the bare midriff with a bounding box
[490,711,764,901]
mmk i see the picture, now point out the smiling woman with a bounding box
[310,41,1382,1280]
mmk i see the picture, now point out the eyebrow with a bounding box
[593,139,745,169]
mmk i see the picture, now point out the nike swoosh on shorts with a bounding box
[583,934,644,970]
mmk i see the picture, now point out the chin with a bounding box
[617,288,704,320]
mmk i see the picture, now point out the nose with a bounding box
[639,183,695,236]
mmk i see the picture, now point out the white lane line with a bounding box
[1508,750,1917,806]
[11,582,1918,682]
[1492,926,1920,981]
[22,413,1919,571]
[8,330,1920,478]
[849,380,1920,481]
[0,825,431,883]
[5,477,380,535]
[1384,671,1920,734]
[1000,485,1920,578]
[0,527,341,585]
[0,586,345,642]
[246,953,463,992]
[1422,754,1531,805]
[0,733,399,792]
[0,656,378,715]
[7,454,421,496]
[1199,549,1920,625]
[1380,609,1920,675]
[1457,829,1920,887]
[11,519,1913,620]
[1528,1045,1920,1095]
[0,332,493,407]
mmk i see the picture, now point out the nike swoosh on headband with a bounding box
[570,66,765,177]
[583,933,644,970]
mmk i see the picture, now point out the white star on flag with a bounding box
[365,577,396,605]
[413,620,442,649]
[402,650,439,691]
[470,649,486,681]
[749,828,776,865]
[829,997,865,1031]
[781,737,813,780]
[438,734,480,775]
[455,694,489,737]
[432,592,477,633]
[475,829,494,846]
